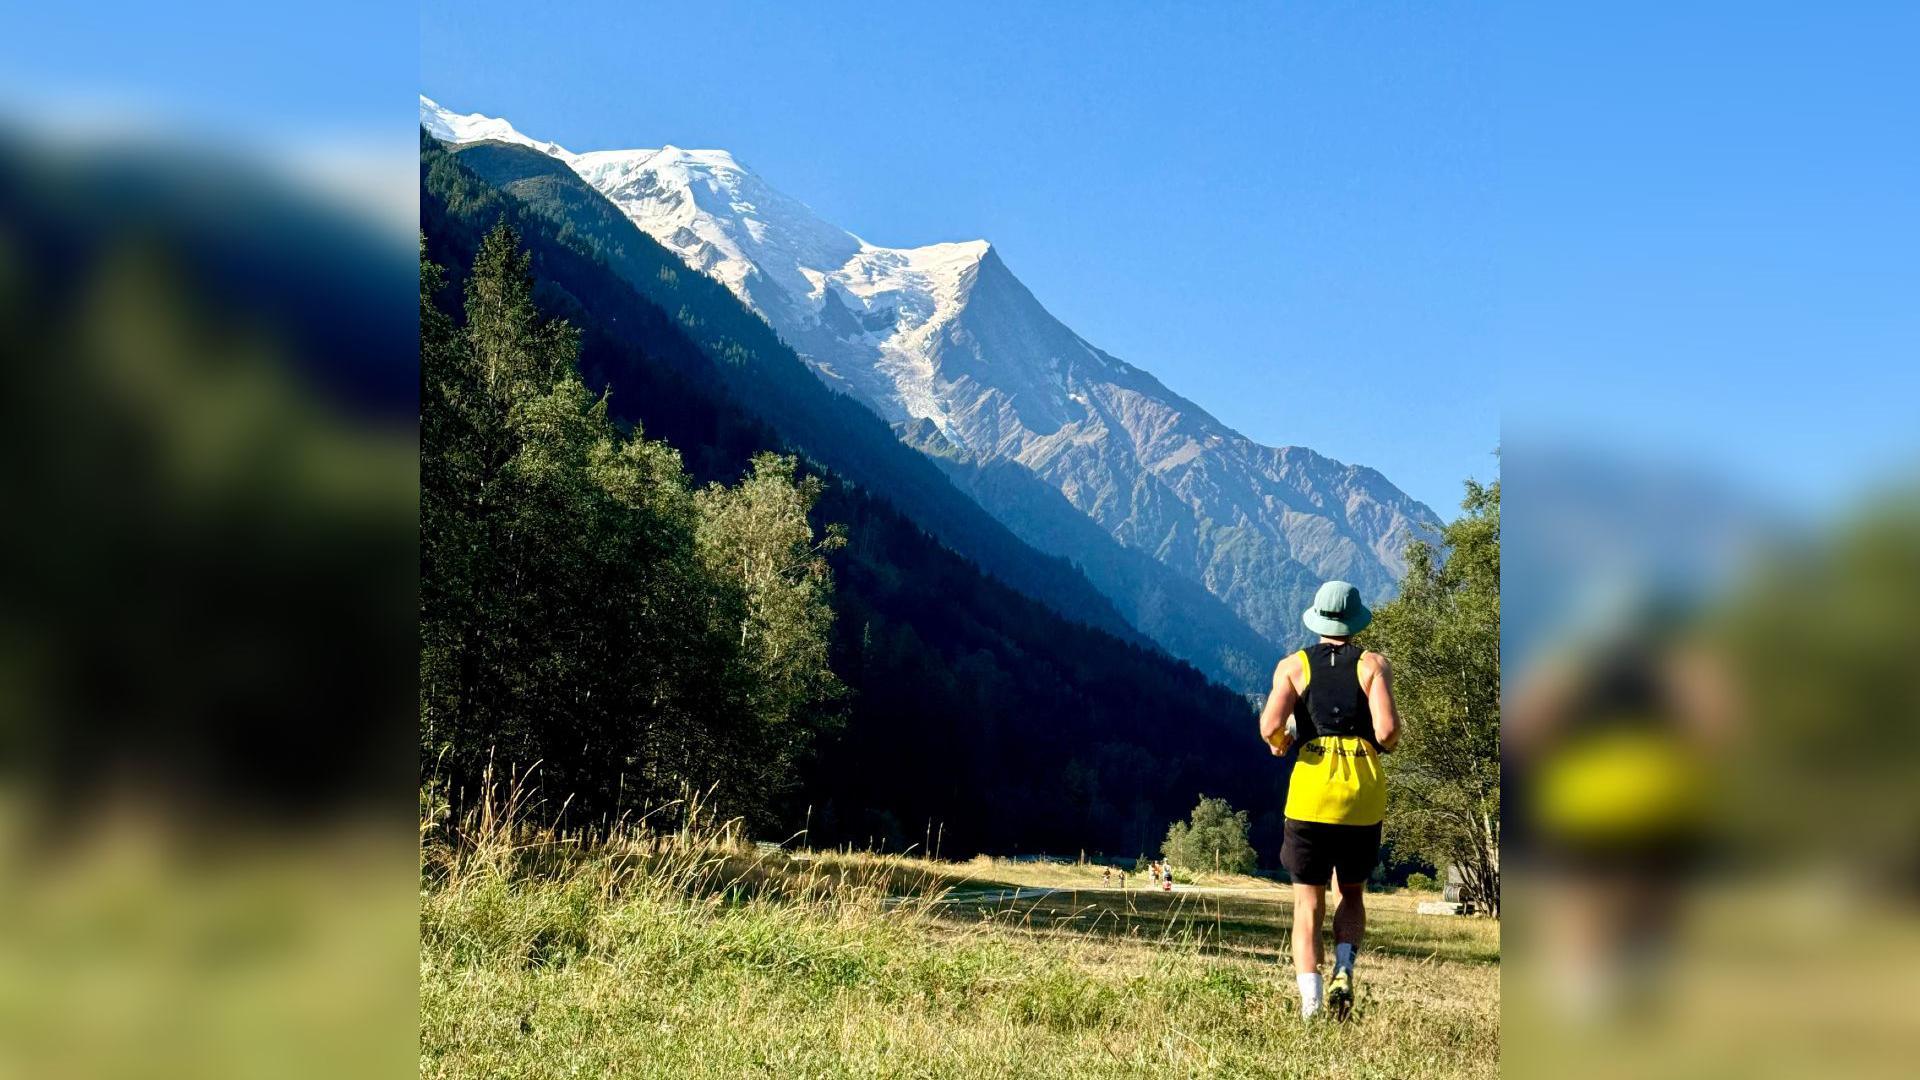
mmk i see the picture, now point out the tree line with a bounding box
[421,223,843,831]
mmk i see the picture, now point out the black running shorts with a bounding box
[1281,818,1382,887]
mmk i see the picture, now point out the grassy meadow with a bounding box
[420,801,1499,1079]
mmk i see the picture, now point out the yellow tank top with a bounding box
[1535,725,1705,840]
[1283,647,1388,826]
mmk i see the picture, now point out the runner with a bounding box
[1259,580,1401,1020]
[1508,587,1724,1021]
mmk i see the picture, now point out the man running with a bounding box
[1259,580,1400,1020]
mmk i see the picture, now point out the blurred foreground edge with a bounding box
[1503,437,1920,1079]
[0,115,418,1079]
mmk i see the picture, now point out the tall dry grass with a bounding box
[419,771,1499,1078]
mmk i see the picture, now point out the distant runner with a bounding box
[1260,580,1401,1020]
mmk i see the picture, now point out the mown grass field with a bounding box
[420,813,1498,1079]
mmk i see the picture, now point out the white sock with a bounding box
[1334,943,1356,975]
[1297,972,1323,1017]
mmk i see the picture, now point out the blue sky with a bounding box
[8,4,1911,517]
[421,2,1500,517]
[1,3,412,145]
[1493,4,1919,515]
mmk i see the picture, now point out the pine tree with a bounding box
[421,223,845,829]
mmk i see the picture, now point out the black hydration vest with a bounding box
[1294,641,1379,749]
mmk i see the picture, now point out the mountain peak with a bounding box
[651,144,734,163]
[418,94,575,162]
[893,238,992,272]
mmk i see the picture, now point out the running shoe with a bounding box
[1326,969,1355,1021]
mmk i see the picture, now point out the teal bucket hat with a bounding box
[1302,580,1371,637]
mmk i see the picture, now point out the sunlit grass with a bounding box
[420,782,1498,1078]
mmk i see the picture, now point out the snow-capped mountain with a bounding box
[564,145,998,429]
[420,96,1442,647]
[418,96,577,161]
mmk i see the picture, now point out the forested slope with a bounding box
[421,133,1283,858]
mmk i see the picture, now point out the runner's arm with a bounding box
[1364,652,1401,752]
[1259,655,1300,755]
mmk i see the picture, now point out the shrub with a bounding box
[1162,796,1257,875]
